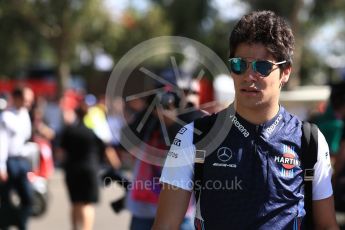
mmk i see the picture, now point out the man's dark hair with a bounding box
[330,81,345,110]
[229,10,295,69]
[11,86,25,99]
[75,104,88,120]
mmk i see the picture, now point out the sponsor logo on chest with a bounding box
[212,147,238,168]
[274,145,300,178]
[229,115,249,138]
[265,114,283,136]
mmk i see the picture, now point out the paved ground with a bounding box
[29,169,131,230]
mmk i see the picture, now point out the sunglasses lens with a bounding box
[254,61,273,76]
[230,58,247,74]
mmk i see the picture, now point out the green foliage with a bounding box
[203,19,235,61]
[152,0,209,39]
[246,0,296,16]
[0,2,44,75]
[105,5,172,62]
[0,0,344,88]
[0,0,123,93]
[310,0,345,23]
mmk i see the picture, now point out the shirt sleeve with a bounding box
[0,123,9,173]
[160,122,195,191]
[2,111,17,134]
[312,129,333,200]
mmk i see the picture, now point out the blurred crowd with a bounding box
[0,84,126,229]
[0,71,206,230]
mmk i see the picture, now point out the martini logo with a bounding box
[274,145,300,178]
[274,153,300,169]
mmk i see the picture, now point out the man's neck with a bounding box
[234,101,280,125]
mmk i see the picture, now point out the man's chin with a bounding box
[241,100,270,112]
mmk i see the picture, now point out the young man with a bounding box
[153,11,338,229]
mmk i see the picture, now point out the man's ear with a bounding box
[280,66,291,84]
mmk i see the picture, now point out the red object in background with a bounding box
[59,89,83,110]
[33,136,54,179]
[131,130,166,204]
[317,101,327,113]
[0,79,57,97]
[199,78,214,104]
[122,12,137,29]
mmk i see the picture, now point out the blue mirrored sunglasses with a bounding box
[228,58,287,77]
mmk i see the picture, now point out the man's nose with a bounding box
[243,65,258,81]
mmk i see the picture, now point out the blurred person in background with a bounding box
[0,87,33,230]
[55,89,84,166]
[122,73,204,230]
[59,97,121,230]
[324,82,345,213]
[101,96,132,213]
[310,82,345,168]
[336,101,345,175]
[334,113,345,214]
[83,94,122,170]
[107,97,126,153]
[168,78,206,139]
[23,87,34,112]
[59,104,103,230]
[30,102,55,179]
[25,90,55,178]
[42,94,64,157]
[122,95,175,230]
[32,100,56,142]
[0,94,9,208]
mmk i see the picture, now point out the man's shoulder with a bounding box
[1,110,16,123]
[193,107,230,131]
[279,106,303,126]
[194,107,228,122]
[0,111,19,133]
[178,108,208,123]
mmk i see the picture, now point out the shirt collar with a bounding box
[231,106,286,140]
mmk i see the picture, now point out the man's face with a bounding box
[23,88,34,109]
[13,96,24,109]
[231,43,290,111]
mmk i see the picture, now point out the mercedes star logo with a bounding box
[217,147,232,162]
